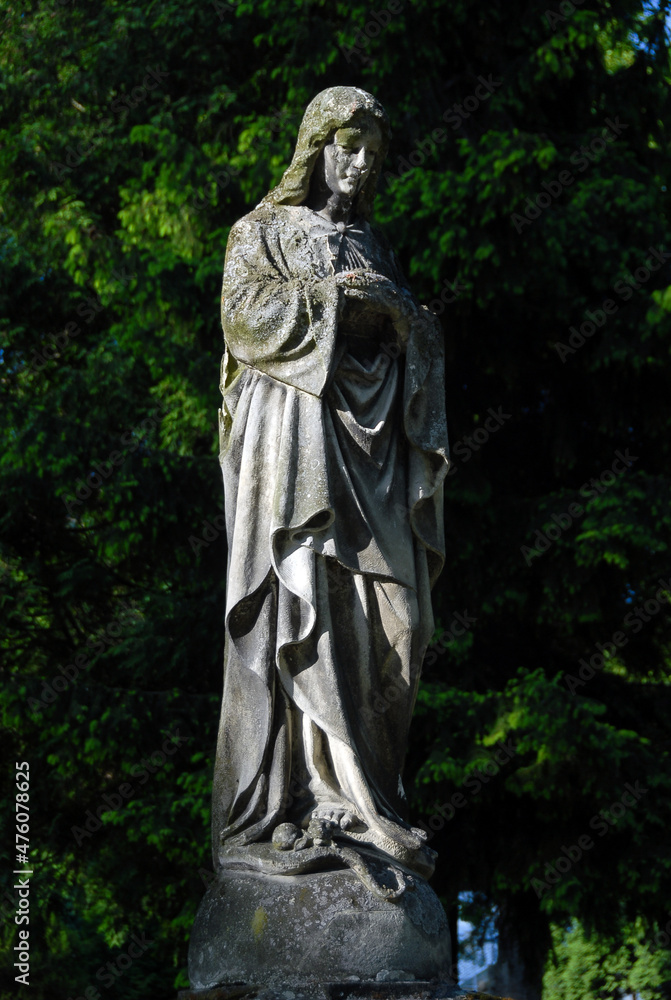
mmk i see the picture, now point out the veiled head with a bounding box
[262,87,390,219]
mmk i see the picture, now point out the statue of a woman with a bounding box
[212,86,448,888]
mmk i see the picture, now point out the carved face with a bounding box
[322,121,383,200]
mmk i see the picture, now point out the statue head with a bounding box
[262,86,390,219]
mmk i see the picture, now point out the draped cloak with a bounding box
[212,201,449,871]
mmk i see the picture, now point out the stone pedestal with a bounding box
[188,868,452,990]
[179,984,512,1000]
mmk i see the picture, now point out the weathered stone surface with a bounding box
[187,85,453,995]
[188,868,452,990]
[211,84,449,887]
[178,984,516,1000]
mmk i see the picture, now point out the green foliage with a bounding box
[1,0,670,996]
[543,919,671,999]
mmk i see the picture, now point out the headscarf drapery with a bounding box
[261,86,390,220]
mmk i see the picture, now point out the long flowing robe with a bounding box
[212,201,448,872]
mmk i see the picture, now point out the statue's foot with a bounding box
[327,813,438,880]
[310,801,362,831]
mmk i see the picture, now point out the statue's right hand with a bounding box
[335,269,370,291]
[336,270,416,346]
[336,270,401,309]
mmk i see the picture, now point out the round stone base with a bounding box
[188,867,452,989]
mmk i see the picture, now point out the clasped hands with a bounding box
[336,269,417,345]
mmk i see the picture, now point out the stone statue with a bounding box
[189,86,451,992]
